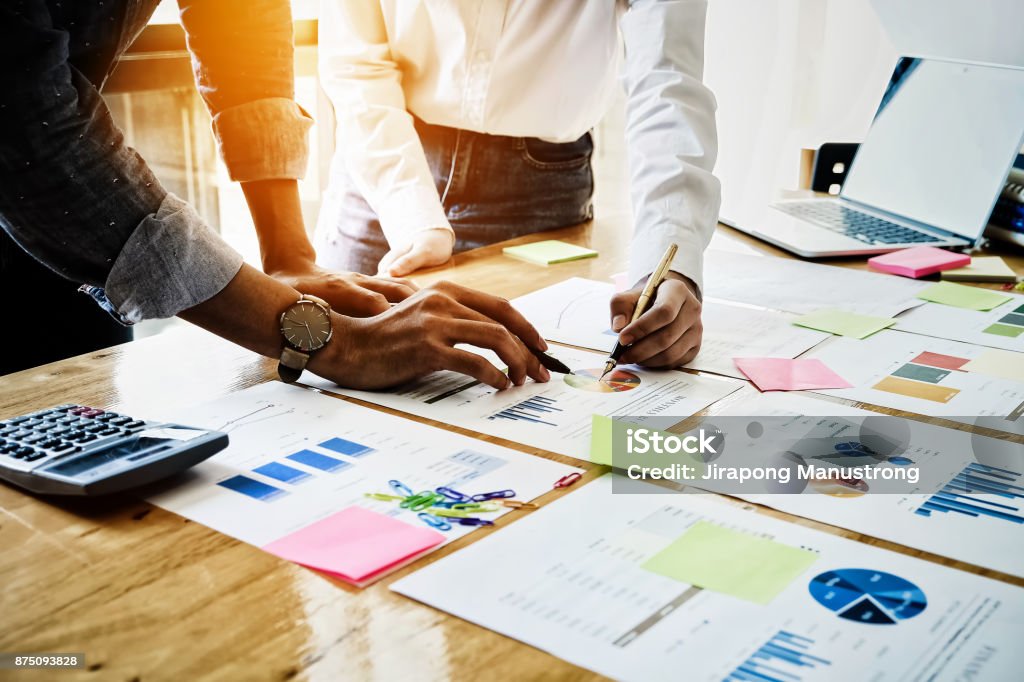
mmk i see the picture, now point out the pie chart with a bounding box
[564,368,641,393]
[808,568,926,624]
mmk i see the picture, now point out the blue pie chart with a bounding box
[808,568,927,625]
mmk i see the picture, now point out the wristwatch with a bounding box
[278,294,333,383]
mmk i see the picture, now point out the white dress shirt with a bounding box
[318,0,721,290]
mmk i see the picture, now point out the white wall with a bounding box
[705,0,899,221]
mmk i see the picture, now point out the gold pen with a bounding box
[599,243,678,380]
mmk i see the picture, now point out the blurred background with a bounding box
[111,0,1023,338]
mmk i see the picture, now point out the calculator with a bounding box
[0,404,227,496]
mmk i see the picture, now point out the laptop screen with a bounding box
[841,57,1024,240]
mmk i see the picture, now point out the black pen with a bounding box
[531,347,573,375]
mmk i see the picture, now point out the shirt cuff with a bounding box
[104,193,244,322]
[374,183,453,248]
[628,229,705,298]
[212,98,313,182]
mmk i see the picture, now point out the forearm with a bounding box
[178,263,301,359]
[241,179,315,274]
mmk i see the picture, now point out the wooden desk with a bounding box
[2,220,1023,681]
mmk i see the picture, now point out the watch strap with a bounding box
[278,345,310,383]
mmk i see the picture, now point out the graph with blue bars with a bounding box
[726,631,831,681]
[916,462,1024,524]
[489,395,562,426]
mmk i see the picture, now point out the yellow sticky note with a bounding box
[503,240,598,265]
[941,257,1018,283]
[917,282,1012,311]
[641,521,818,604]
[962,349,1024,383]
[793,309,896,339]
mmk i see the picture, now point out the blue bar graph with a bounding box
[286,449,352,473]
[915,462,1024,524]
[253,461,311,484]
[218,475,288,502]
[488,395,562,427]
[318,437,374,457]
[726,631,831,682]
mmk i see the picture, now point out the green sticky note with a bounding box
[641,521,817,604]
[792,309,896,339]
[917,281,1012,311]
[590,415,615,466]
[503,240,598,265]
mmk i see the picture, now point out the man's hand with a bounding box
[270,262,417,317]
[608,272,702,369]
[310,281,551,390]
[378,227,455,277]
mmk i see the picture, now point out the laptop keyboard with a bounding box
[775,202,941,245]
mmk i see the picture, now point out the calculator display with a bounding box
[46,439,173,476]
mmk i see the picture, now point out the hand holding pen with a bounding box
[603,244,704,376]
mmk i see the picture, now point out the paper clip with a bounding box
[553,472,582,489]
[500,499,539,510]
[470,489,516,502]
[447,517,495,527]
[428,508,474,518]
[418,512,452,531]
[401,491,439,511]
[436,486,470,502]
[451,502,499,512]
[364,493,405,502]
[389,479,414,497]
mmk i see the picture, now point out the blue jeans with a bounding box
[317,118,595,274]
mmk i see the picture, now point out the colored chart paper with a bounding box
[394,474,1024,681]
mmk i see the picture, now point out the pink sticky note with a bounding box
[733,357,853,392]
[611,272,630,292]
[262,506,444,586]
[867,247,970,279]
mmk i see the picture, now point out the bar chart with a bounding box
[726,631,832,681]
[488,395,563,426]
[916,462,1024,524]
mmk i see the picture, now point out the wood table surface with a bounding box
[2,215,1023,682]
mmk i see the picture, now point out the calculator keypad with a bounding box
[0,405,148,471]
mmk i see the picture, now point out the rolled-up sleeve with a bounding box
[0,1,242,323]
[178,0,313,182]
[620,0,721,293]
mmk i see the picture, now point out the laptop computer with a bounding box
[724,57,1024,258]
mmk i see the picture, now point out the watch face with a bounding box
[281,300,332,352]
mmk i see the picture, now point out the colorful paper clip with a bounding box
[436,486,470,502]
[428,508,474,518]
[364,493,406,502]
[446,517,495,527]
[500,499,539,510]
[401,491,440,511]
[470,489,516,502]
[389,479,414,497]
[450,502,491,511]
[553,472,582,489]
[418,512,452,531]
